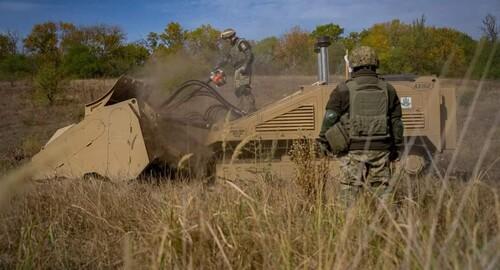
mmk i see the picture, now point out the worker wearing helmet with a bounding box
[318,46,404,205]
[216,28,256,113]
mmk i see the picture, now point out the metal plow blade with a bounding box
[31,76,152,181]
[31,75,243,181]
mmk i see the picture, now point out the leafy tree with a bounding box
[34,64,65,105]
[342,32,360,51]
[186,24,220,54]
[23,21,135,79]
[80,25,126,58]
[62,24,132,77]
[405,15,433,74]
[106,43,149,76]
[10,18,499,81]
[146,32,161,52]
[276,26,315,73]
[0,54,33,85]
[426,27,468,76]
[357,16,472,76]
[0,31,17,59]
[146,22,187,55]
[23,22,63,64]
[311,23,344,42]
[253,37,281,74]
[160,22,186,50]
[122,43,149,66]
[61,44,102,78]
[359,22,393,72]
[58,22,80,52]
[470,39,500,79]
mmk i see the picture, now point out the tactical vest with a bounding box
[229,39,248,69]
[347,79,390,141]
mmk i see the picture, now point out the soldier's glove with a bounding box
[389,148,402,162]
[316,137,331,157]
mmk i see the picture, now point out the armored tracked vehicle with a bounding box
[31,37,457,181]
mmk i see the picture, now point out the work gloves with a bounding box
[389,148,402,162]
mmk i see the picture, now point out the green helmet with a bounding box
[349,46,379,69]
[221,28,236,40]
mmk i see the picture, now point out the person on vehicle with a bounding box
[216,28,256,113]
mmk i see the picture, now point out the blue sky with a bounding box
[0,0,498,41]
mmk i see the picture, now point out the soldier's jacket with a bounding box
[325,69,403,151]
[217,38,254,75]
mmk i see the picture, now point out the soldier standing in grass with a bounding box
[216,28,256,114]
[317,46,404,204]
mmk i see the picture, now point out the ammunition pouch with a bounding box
[325,121,349,155]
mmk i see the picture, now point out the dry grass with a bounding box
[289,138,329,200]
[0,76,499,268]
[0,79,116,172]
[0,167,498,269]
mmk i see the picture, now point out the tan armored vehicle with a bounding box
[31,38,457,181]
[210,75,456,181]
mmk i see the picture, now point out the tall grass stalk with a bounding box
[1,165,497,269]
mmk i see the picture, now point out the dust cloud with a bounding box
[129,51,232,177]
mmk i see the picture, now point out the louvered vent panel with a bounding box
[256,105,315,132]
[402,112,425,129]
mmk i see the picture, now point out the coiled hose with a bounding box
[158,79,245,128]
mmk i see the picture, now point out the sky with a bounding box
[0,0,499,42]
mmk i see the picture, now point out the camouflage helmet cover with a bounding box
[221,28,236,40]
[349,46,379,68]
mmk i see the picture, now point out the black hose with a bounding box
[159,80,245,117]
[158,81,202,108]
[180,80,245,116]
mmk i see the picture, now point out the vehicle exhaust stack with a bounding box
[316,36,331,84]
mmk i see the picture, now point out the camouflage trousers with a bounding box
[234,67,256,113]
[339,150,393,205]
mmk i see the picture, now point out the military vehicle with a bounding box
[31,37,457,181]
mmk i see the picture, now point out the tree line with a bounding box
[0,14,499,85]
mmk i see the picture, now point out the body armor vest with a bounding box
[230,39,248,69]
[347,79,390,141]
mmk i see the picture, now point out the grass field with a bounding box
[0,76,499,269]
[1,162,499,269]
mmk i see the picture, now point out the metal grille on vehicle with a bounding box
[256,105,315,132]
[402,112,425,129]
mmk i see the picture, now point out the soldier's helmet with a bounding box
[349,46,379,69]
[221,28,236,40]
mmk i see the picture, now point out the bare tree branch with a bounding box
[481,14,498,42]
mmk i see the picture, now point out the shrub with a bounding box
[33,65,66,105]
[0,54,33,85]
[289,139,328,201]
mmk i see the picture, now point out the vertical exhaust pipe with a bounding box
[315,36,332,84]
[314,44,321,83]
